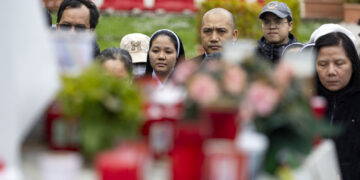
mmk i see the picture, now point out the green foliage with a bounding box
[95,15,198,59]
[265,0,301,38]
[197,0,263,42]
[57,63,143,158]
[255,82,340,174]
[237,54,341,175]
[344,0,360,3]
[197,0,301,43]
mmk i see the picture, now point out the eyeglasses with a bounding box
[262,19,288,27]
[58,24,88,32]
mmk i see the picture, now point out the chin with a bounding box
[267,39,280,44]
[327,87,341,92]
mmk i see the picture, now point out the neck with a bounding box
[155,71,170,83]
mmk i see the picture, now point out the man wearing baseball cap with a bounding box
[257,1,298,63]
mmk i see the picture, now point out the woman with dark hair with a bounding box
[98,48,133,79]
[145,29,185,85]
[315,32,360,180]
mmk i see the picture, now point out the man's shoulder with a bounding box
[189,54,205,64]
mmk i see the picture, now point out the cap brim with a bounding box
[259,10,288,19]
[130,52,147,63]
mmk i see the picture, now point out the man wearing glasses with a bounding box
[257,1,298,63]
[56,0,100,57]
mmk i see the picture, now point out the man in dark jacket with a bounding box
[257,1,298,64]
[56,0,100,57]
[190,8,238,64]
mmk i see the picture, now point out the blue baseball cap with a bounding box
[259,1,293,20]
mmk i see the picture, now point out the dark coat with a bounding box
[189,53,205,65]
[317,55,360,180]
[257,33,298,64]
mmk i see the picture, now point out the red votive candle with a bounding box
[96,141,148,180]
[203,108,238,139]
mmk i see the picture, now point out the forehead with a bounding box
[151,35,175,48]
[318,45,350,60]
[60,5,90,25]
[202,12,232,28]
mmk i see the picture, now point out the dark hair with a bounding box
[145,29,185,75]
[315,32,360,75]
[287,16,292,23]
[315,32,360,91]
[57,0,99,29]
[98,48,133,74]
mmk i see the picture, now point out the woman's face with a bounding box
[149,35,177,76]
[316,45,352,91]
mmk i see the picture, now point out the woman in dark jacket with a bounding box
[315,32,360,180]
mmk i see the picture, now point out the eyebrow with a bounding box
[151,45,175,50]
[202,27,228,30]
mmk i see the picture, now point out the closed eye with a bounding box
[335,60,345,66]
[317,61,328,67]
[151,49,159,53]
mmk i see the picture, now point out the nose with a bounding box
[158,51,166,60]
[327,64,336,76]
[69,27,76,33]
[210,32,219,42]
[269,22,277,29]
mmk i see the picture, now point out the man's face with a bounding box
[261,13,293,45]
[56,5,91,32]
[201,12,238,54]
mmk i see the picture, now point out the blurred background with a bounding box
[43,0,359,59]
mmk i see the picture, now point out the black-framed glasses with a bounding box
[262,19,288,27]
[58,24,88,32]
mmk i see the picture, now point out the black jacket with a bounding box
[189,53,205,65]
[317,58,360,180]
[257,33,298,64]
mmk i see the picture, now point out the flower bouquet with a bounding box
[170,40,339,177]
[57,63,143,158]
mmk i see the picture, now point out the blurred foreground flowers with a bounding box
[57,63,142,157]
[54,41,339,179]
[171,41,339,176]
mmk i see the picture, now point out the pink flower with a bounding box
[188,74,220,106]
[273,62,294,93]
[223,66,247,95]
[245,82,280,117]
[172,61,198,84]
[204,60,221,73]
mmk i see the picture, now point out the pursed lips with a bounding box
[326,80,338,85]
[156,62,167,67]
[209,45,221,49]
[268,32,278,35]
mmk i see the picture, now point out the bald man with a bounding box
[190,8,238,64]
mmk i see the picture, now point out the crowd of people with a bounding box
[48,0,360,179]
